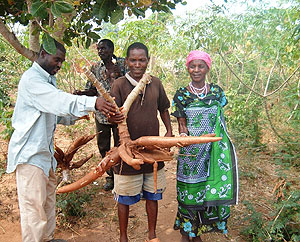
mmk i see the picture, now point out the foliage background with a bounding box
[0,0,299,241]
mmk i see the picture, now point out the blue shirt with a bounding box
[7,62,97,176]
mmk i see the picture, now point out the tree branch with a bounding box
[246,54,262,103]
[218,50,264,97]
[0,20,38,61]
[264,51,279,96]
[287,78,300,121]
[218,51,300,98]
[265,64,300,97]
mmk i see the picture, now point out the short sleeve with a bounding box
[171,89,186,118]
[110,79,123,108]
[210,84,228,107]
[216,85,228,107]
[220,90,228,107]
[157,79,170,112]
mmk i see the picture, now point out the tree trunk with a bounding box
[26,0,40,53]
[0,20,38,62]
[29,20,40,52]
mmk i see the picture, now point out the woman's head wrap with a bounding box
[186,50,211,69]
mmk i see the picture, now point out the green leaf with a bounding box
[42,34,56,55]
[88,31,100,41]
[51,1,74,17]
[132,8,145,17]
[83,24,92,33]
[93,0,108,20]
[51,3,61,17]
[110,7,124,25]
[30,0,48,19]
[85,37,91,49]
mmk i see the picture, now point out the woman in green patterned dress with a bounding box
[172,50,238,242]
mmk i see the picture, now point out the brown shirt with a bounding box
[111,75,170,175]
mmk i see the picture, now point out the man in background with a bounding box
[75,39,127,191]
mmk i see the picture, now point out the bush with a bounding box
[56,190,93,218]
[225,90,263,148]
[242,189,300,241]
[0,37,31,140]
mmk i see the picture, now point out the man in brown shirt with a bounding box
[109,42,173,242]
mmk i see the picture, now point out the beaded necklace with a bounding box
[189,82,207,99]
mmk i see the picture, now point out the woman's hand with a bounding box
[164,130,174,137]
[177,117,189,136]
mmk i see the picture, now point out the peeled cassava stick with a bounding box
[122,73,151,114]
[81,66,119,109]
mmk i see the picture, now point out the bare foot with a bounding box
[181,235,190,242]
[192,236,203,242]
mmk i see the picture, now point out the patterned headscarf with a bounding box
[186,50,211,69]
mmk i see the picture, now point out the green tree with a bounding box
[0,0,186,60]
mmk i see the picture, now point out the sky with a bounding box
[169,0,282,17]
[171,0,225,16]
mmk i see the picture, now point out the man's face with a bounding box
[40,49,65,75]
[97,42,113,61]
[126,48,149,81]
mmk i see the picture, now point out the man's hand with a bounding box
[108,111,125,124]
[95,97,124,121]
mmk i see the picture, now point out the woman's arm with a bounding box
[177,117,189,136]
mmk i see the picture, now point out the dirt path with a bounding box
[0,159,245,242]
[0,119,277,242]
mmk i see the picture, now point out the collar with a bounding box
[32,62,56,86]
[125,73,151,106]
[125,72,151,87]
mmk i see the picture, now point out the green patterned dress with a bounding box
[171,84,238,237]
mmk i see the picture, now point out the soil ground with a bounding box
[0,116,297,242]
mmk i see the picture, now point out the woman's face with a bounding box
[188,59,209,83]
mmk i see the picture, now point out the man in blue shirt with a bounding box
[7,40,121,242]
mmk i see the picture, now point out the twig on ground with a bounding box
[66,223,81,236]
[0,224,5,233]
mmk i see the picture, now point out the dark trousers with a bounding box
[95,119,119,181]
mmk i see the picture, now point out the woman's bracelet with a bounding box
[179,132,188,137]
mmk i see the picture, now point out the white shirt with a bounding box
[7,62,97,176]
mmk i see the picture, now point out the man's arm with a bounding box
[159,109,173,137]
[26,77,118,118]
